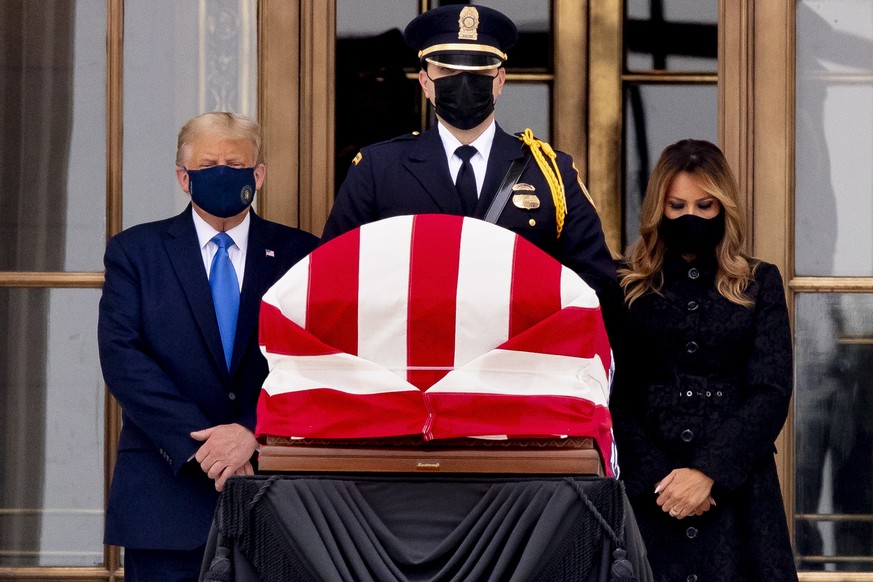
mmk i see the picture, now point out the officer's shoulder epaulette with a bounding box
[350,132,421,166]
[375,131,421,147]
[389,130,421,143]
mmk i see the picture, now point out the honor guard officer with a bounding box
[321,4,621,334]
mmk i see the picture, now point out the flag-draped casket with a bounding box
[256,214,617,476]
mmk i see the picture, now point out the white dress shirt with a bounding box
[438,120,496,198]
[192,208,250,290]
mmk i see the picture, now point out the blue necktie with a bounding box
[455,145,478,215]
[209,232,240,370]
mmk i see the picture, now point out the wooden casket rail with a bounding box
[258,436,604,476]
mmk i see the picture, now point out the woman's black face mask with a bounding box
[429,71,496,130]
[659,212,726,256]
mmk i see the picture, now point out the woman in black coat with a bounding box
[612,139,798,581]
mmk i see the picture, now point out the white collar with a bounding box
[437,119,496,161]
[192,208,251,252]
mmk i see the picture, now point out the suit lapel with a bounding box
[231,211,277,374]
[403,126,464,214]
[164,208,228,375]
[475,126,527,218]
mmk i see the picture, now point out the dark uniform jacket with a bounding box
[98,208,317,550]
[321,124,620,315]
[611,252,797,581]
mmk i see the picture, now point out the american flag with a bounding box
[256,214,617,476]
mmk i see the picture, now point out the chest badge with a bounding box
[511,183,540,209]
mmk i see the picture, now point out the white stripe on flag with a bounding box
[560,267,600,310]
[262,352,419,396]
[428,348,610,406]
[357,216,412,372]
[263,255,310,327]
[454,219,514,367]
[558,271,613,390]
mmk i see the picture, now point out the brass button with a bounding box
[529,218,536,226]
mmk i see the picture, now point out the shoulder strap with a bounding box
[483,150,532,224]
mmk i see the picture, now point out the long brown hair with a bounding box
[620,139,756,307]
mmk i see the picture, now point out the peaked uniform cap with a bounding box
[404,5,518,71]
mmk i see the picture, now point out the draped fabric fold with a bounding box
[256,215,616,476]
[205,476,633,582]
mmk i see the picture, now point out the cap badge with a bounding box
[458,6,479,41]
[512,183,540,209]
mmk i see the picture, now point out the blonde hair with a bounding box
[620,139,757,307]
[175,112,262,167]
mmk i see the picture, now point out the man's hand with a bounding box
[654,468,715,520]
[214,460,255,492]
[191,424,257,491]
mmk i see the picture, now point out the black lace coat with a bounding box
[611,253,798,581]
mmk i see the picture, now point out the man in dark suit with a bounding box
[97,112,317,581]
[322,5,620,318]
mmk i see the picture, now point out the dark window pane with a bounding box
[0,0,106,272]
[335,1,421,190]
[795,293,873,572]
[625,0,717,72]
[623,84,717,248]
[0,288,104,566]
[333,2,552,190]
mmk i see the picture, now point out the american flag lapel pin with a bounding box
[265,249,275,257]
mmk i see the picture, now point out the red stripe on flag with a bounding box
[500,306,612,375]
[407,215,463,390]
[256,388,426,439]
[259,301,341,356]
[427,392,615,476]
[307,228,360,356]
[509,237,562,339]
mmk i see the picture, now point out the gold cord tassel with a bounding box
[519,128,567,237]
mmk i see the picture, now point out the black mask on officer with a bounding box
[430,71,496,130]
[659,212,726,256]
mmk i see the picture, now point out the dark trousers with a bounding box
[124,545,206,582]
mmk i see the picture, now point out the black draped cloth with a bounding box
[200,475,651,582]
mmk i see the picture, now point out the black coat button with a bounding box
[686,341,699,354]
[687,575,698,582]
[681,429,694,442]
[686,526,698,539]
[228,392,237,401]
[687,300,699,311]
[688,268,700,280]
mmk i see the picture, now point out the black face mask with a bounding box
[430,72,495,130]
[659,212,726,256]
